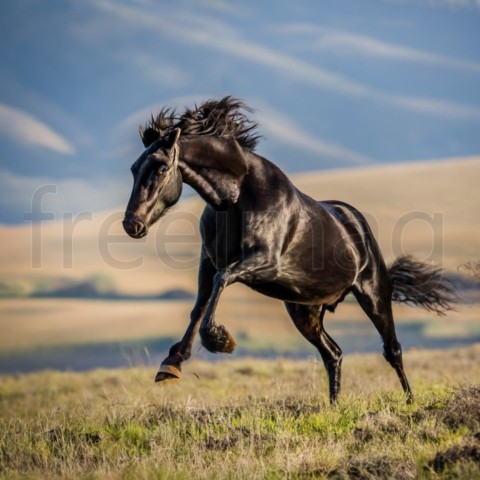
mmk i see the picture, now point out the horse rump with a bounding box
[388,255,458,315]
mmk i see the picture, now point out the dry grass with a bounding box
[1,345,480,479]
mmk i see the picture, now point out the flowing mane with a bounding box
[178,96,261,151]
[141,96,261,151]
[141,107,177,138]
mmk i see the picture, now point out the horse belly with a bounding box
[248,282,344,305]
[248,267,354,306]
[255,220,358,304]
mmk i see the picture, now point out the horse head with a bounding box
[123,128,183,238]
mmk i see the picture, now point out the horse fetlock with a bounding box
[168,341,182,357]
[167,341,192,362]
[182,347,192,361]
[330,389,341,405]
[383,343,403,367]
[200,323,236,354]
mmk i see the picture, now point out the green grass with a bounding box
[1,346,480,479]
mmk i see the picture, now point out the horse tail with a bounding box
[388,255,458,315]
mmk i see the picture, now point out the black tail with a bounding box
[388,255,458,315]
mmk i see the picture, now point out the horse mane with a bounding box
[178,96,261,151]
[142,96,261,151]
[142,107,177,138]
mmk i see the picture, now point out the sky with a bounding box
[0,0,479,223]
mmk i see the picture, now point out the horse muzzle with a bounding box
[123,213,148,239]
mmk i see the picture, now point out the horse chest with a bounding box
[202,211,244,269]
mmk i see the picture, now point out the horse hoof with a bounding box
[200,323,237,354]
[155,364,182,382]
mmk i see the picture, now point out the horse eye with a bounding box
[158,164,168,174]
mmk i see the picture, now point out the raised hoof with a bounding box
[201,323,236,354]
[154,364,182,382]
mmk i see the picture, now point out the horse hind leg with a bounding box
[285,303,343,404]
[352,277,413,402]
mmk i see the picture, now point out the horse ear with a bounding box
[139,127,160,148]
[165,128,181,149]
[180,136,248,177]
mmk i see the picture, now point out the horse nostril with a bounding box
[123,217,146,238]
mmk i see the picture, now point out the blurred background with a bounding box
[0,0,479,373]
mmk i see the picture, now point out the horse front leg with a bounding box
[198,269,236,353]
[199,254,279,353]
[155,254,216,382]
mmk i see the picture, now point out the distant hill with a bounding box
[0,156,479,300]
[292,156,480,270]
[31,280,194,301]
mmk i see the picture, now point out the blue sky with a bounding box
[0,0,479,223]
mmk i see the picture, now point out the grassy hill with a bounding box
[1,346,479,479]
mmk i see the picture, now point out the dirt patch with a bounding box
[353,411,410,443]
[442,385,480,430]
[204,434,239,451]
[429,436,480,473]
[270,397,322,418]
[328,455,416,480]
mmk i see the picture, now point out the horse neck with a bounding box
[178,159,243,207]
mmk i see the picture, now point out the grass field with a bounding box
[1,345,480,479]
[1,157,479,478]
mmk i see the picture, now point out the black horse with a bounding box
[123,97,455,403]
